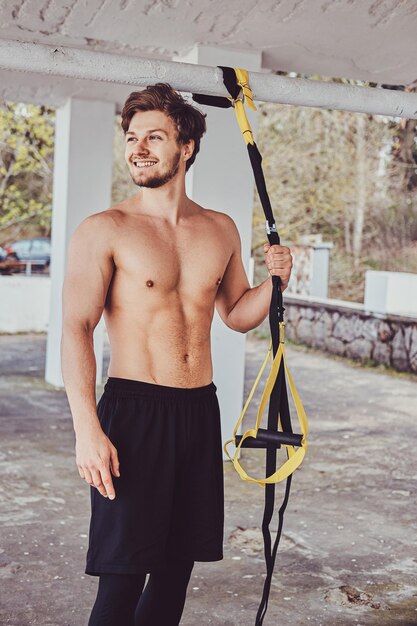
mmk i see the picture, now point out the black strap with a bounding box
[254,276,291,625]
[192,93,232,109]
[247,143,278,240]
[193,65,241,108]
[193,67,294,625]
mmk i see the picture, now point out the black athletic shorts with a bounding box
[85,377,224,576]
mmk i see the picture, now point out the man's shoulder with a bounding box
[201,207,238,232]
[75,206,126,233]
[69,208,127,256]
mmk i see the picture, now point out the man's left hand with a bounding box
[263,243,293,292]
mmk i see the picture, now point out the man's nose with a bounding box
[133,138,150,154]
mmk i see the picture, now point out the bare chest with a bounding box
[111,219,231,300]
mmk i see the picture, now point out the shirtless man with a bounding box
[61,83,292,626]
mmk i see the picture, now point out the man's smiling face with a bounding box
[124,110,191,189]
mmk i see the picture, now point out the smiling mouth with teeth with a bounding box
[132,160,158,169]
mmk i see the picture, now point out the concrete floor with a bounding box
[0,332,416,626]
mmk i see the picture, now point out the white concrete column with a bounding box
[45,98,115,387]
[175,46,262,456]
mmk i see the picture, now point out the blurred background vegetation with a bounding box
[0,102,54,240]
[252,76,417,301]
[1,74,416,302]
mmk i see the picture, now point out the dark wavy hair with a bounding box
[120,83,207,172]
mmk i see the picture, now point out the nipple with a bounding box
[146,280,154,288]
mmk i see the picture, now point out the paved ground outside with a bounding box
[0,332,416,626]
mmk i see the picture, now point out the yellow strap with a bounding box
[228,338,272,441]
[224,323,309,487]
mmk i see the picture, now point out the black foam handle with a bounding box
[235,428,303,449]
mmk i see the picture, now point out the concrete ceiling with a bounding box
[0,0,416,109]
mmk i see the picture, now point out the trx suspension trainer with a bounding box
[193,68,309,625]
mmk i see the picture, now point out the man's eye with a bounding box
[127,137,136,142]
[150,135,162,140]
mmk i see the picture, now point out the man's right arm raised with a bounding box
[61,213,119,499]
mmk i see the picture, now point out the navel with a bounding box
[183,353,189,363]
[216,277,222,285]
[146,279,154,288]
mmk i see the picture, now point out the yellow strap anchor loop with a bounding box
[226,68,257,145]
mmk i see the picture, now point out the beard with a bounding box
[130,149,182,189]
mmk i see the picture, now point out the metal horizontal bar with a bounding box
[1,38,417,118]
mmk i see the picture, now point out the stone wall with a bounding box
[260,294,417,374]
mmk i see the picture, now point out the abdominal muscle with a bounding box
[104,300,215,388]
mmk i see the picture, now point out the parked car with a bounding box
[0,237,51,274]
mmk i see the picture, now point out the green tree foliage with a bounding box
[0,101,55,243]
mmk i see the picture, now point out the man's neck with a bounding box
[132,181,196,225]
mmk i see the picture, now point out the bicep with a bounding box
[215,217,250,327]
[62,216,114,332]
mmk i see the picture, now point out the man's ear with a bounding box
[183,139,195,162]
